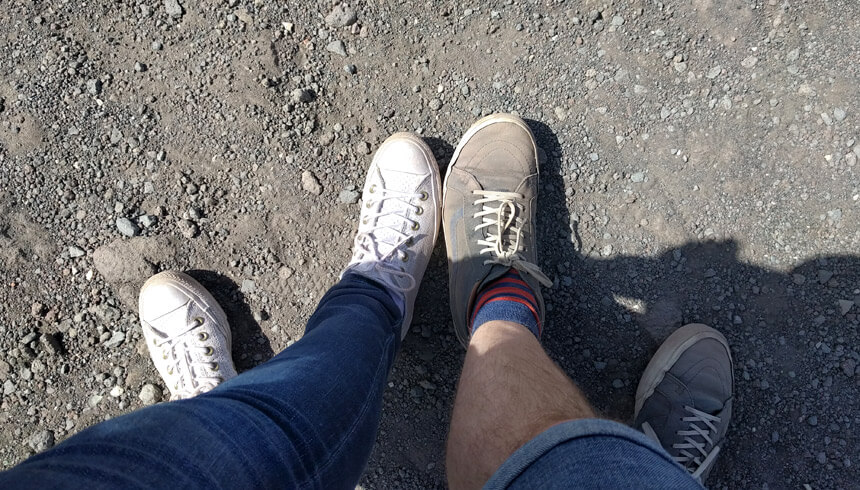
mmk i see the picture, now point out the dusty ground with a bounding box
[1,0,858,488]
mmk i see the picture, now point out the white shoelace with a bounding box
[352,185,423,293]
[472,190,552,287]
[156,317,222,400]
[641,406,722,483]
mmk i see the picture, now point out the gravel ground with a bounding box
[1,1,858,488]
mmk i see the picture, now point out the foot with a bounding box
[634,323,734,485]
[343,132,441,339]
[139,271,237,400]
[442,113,552,347]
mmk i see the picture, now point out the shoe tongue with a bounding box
[371,172,425,253]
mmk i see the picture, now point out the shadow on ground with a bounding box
[186,269,274,371]
[361,121,859,489]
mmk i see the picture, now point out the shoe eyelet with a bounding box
[411,222,419,231]
[405,237,414,246]
[167,367,173,375]
[401,254,409,262]
[365,201,373,208]
[198,332,209,341]
[369,184,376,193]
[162,351,168,360]
[193,316,204,326]
[204,347,214,356]
[216,376,224,383]
[174,383,179,390]
[211,362,219,371]
[362,217,369,225]
[152,338,157,346]
[414,206,423,216]
[419,191,428,201]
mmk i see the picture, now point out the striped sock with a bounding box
[470,269,541,339]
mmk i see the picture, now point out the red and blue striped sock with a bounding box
[470,269,541,339]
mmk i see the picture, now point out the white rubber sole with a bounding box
[634,323,732,416]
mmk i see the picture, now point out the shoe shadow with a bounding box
[364,119,860,489]
[185,270,275,372]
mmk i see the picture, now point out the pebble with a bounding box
[139,384,162,405]
[110,386,124,398]
[177,219,199,239]
[612,379,624,388]
[833,107,846,121]
[291,88,314,103]
[27,430,55,452]
[139,215,157,228]
[428,98,443,111]
[86,79,102,95]
[326,40,347,57]
[338,189,361,204]
[630,172,645,183]
[611,15,624,26]
[842,359,857,377]
[807,415,818,426]
[69,246,85,258]
[3,380,16,395]
[241,279,256,293]
[116,217,139,237]
[325,4,357,27]
[706,65,722,79]
[164,0,183,18]
[344,64,357,75]
[40,334,62,356]
[817,270,833,284]
[301,170,323,195]
[103,331,125,348]
[741,56,758,68]
[838,300,854,316]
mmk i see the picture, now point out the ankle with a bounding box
[470,269,541,340]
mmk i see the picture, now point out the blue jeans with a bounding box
[0,274,700,489]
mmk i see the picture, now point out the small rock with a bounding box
[139,383,162,405]
[86,79,102,95]
[792,273,806,285]
[110,386,125,398]
[241,279,256,294]
[807,415,818,426]
[301,170,323,195]
[177,219,199,239]
[164,0,183,18]
[610,15,624,26]
[741,56,758,68]
[818,270,834,284]
[103,331,126,348]
[69,246,85,258]
[326,40,347,57]
[291,88,314,103]
[833,107,846,121]
[325,4,358,27]
[612,379,624,388]
[842,359,857,377]
[110,128,123,145]
[116,218,139,237]
[354,141,371,155]
[706,65,722,79]
[338,190,361,204]
[134,62,147,73]
[838,300,854,316]
[27,430,55,453]
[428,98,443,111]
[40,334,63,356]
[3,380,15,395]
[139,215,158,228]
[344,64,357,75]
[630,172,645,183]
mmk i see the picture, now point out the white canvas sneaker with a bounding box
[138,271,238,400]
[343,132,441,339]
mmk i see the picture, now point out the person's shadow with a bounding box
[362,121,859,489]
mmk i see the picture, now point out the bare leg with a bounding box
[446,321,596,489]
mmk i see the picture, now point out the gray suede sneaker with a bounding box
[442,114,552,347]
[634,323,734,485]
